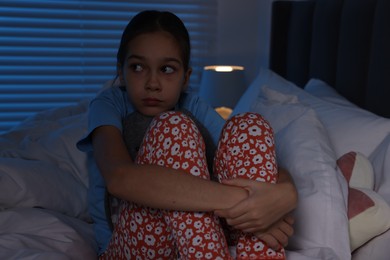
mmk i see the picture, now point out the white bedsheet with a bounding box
[0,208,96,260]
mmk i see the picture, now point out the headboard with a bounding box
[269,0,390,118]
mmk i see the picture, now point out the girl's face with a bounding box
[119,31,191,116]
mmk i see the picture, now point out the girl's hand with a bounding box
[214,176,297,232]
[254,214,295,250]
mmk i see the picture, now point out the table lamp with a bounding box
[198,65,246,119]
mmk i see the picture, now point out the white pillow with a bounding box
[0,158,89,220]
[251,86,307,133]
[1,101,90,187]
[0,101,90,221]
[304,78,390,157]
[238,70,390,158]
[304,79,354,107]
[251,85,351,260]
[369,134,390,206]
[232,68,296,116]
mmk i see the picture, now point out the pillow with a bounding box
[0,101,89,187]
[369,134,390,206]
[251,86,307,133]
[304,78,390,157]
[351,229,390,259]
[232,68,296,116]
[337,151,390,251]
[337,152,374,190]
[304,79,355,107]
[238,70,390,158]
[251,85,351,260]
[0,158,89,220]
[0,101,90,221]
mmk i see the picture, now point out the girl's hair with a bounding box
[117,10,191,72]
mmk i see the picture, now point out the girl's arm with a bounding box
[92,125,248,211]
[214,168,298,232]
[254,214,295,250]
[213,169,297,250]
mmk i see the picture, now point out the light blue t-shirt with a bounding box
[77,86,225,255]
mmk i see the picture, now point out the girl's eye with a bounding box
[130,64,143,72]
[162,66,175,74]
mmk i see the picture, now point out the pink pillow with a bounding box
[337,152,390,251]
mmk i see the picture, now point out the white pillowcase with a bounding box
[232,68,293,116]
[250,86,307,133]
[304,80,354,107]
[1,100,90,187]
[235,70,390,158]
[369,134,390,205]
[0,158,89,220]
[304,79,390,158]
[0,100,90,221]
[250,84,350,260]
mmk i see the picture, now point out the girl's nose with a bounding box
[146,72,161,91]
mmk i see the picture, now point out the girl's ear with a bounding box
[117,63,125,85]
[182,68,192,92]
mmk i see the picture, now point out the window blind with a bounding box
[0,0,217,133]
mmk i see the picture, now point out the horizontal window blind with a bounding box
[0,0,217,133]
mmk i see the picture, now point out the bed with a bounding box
[1,0,389,259]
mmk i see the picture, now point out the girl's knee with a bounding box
[149,111,200,135]
[228,112,273,132]
[139,110,210,179]
[221,112,274,145]
[215,112,278,182]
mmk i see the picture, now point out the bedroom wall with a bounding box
[216,0,273,85]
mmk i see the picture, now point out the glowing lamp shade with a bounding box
[198,65,246,109]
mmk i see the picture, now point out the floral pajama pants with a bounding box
[101,111,285,260]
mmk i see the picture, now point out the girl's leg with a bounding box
[214,112,286,260]
[102,111,231,259]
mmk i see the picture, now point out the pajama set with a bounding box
[77,86,285,259]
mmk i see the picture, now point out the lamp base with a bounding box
[215,106,233,120]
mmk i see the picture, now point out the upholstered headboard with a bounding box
[269,0,390,118]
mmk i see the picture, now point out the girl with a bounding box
[78,10,297,259]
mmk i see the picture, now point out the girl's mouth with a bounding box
[142,98,161,106]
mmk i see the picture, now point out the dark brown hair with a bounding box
[117,10,191,72]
